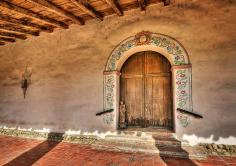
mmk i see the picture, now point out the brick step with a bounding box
[155,139,182,147]
[92,141,207,159]
[93,129,207,159]
[120,129,174,138]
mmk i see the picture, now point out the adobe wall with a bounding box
[0,0,235,145]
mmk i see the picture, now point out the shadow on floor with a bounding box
[153,131,198,166]
[3,133,64,166]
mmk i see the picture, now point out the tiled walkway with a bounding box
[0,135,235,166]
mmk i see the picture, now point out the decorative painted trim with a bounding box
[105,31,189,71]
[103,31,193,129]
[103,70,121,75]
[175,68,192,127]
[0,128,98,144]
[171,64,192,70]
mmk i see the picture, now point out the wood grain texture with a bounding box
[0,0,68,28]
[0,37,16,43]
[0,31,27,40]
[104,0,123,16]
[0,24,39,36]
[70,0,103,20]
[0,0,163,45]
[26,0,84,25]
[120,51,172,128]
[0,14,53,33]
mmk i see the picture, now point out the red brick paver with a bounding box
[0,135,235,166]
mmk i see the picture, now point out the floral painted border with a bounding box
[106,32,189,71]
[104,75,115,109]
[103,74,116,125]
[104,32,192,128]
[176,69,191,127]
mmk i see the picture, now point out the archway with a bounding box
[103,31,192,132]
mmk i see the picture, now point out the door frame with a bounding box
[103,31,193,133]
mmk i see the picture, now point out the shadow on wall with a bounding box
[3,133,64,166]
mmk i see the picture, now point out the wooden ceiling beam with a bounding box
[138,0,146,11]
[104,0,123,16]
[0,41,5,45]
[163,0,171,6]
[0,24,40,36]
[0,14,53,33]
[0,37,16,43]
[0,0,68,29]
[0,31,27,40]
[27,0,84,25]
[70,0,103,21]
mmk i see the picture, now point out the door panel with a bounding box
[145,76,172,128]
[146,51,171,74]
[123,78,143,126]
[120,51,172,129]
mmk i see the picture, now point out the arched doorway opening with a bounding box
[120,51,173,129]
[103,31,192,132]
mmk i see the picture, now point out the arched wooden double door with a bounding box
[120,51,173,129]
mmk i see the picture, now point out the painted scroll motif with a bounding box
[106,32,188,71]
[176,69,191,127]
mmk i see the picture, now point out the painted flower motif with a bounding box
[127,43,132,48]
[177,115,182,119]
[175,56,180,60]
[103,113,114,125]
[181,90,186,94]
[176,81,181,85]
[167,46,173,53]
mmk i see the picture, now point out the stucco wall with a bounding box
[0,0,236,144]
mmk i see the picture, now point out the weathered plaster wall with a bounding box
[0,0,236,144]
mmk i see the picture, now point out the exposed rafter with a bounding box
[0,31,27,40]
[138,0,146,11]
[0,14,53,33]
[164,0,171,6]
[104,0,123,16]
[26,0,84,25]
[0,37,16,43]
[0,41,5,45]
[70,0,103,21]
[0,0,68,29]
[0,24,39,36]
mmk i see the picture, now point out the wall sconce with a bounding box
[21,65,32,99]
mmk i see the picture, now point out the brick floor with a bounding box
[0,135,235,166]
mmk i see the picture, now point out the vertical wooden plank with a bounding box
[120,52,144,127]
[120,51,172,129]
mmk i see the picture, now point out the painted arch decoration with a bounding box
[103,31,193,129]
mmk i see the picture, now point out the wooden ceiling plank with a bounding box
[0,31,27,40]
[70,0,103,21]
[0,37,16,43]
[0,14,53,33]
[104,0,123,16]
[138,0,146,10]
[26,0,84,25]
[0,0,68,29]
[0,24,39,36]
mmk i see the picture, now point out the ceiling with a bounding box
[0,0,171,46]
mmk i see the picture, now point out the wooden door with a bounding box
[120,51,172,129]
